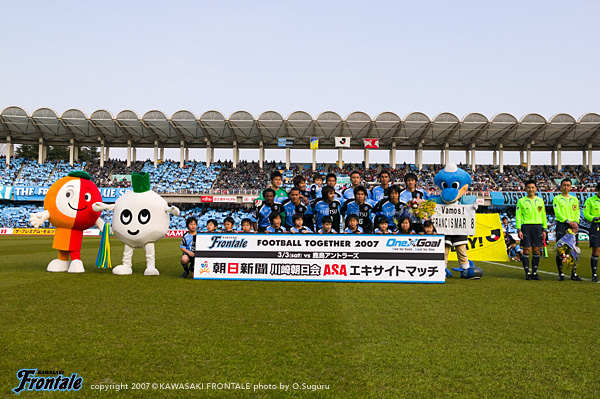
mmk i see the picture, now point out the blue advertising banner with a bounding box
[12,186,131,203]
[490,192,594,207]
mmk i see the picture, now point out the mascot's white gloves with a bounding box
[166,206,180,216]
[29,210,50,228]
[472,203,478,211]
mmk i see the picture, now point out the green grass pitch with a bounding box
[1,236,598,398]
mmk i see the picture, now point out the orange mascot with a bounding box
[30,171,107,273]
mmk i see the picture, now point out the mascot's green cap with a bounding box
[68,171,91,180]
[131,172,151,193]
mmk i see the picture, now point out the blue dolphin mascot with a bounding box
[431,163,482,279]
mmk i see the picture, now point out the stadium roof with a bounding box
[1,107,599,151]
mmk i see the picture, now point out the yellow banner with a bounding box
[13,228,56,236]
[448,214,508,261]
[310,137,319,150]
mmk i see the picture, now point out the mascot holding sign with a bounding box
[30,171,108,273]
[431,163,482,279]
[94,172,180,276]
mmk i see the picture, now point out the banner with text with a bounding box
[12,186,131,203]
[448,214,508,261]
[194,234,446,283]
[490,191,594,207]
[432,203,476,235]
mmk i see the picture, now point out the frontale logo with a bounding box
[12,369,82,394]
[207,236,248,249]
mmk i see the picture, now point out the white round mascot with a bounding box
[101,172,179,276]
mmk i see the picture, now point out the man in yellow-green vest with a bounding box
[583,182,600,283]
[552,179,582,281]
[516,180,547,280]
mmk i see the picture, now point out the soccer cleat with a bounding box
[558,274,565,281]
[525,274,532,280]
[592,275,598,283]
[181,270,189,278]
[571,274,582,281]
[531,273,540,280]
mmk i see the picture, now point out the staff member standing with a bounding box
[516,180,547,280]
[553,178,582,281]
[583,183,600,282]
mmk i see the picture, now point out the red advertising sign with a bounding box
[213,196,237,203]
[201,196,213,203]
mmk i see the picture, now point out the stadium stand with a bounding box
[0,157,23,185]
[5,157,600,193]
[2,156,598,232]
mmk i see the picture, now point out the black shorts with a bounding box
[257,226,267,233]
[520,224,543,248]
[444,235,468,248]
[589,223,600,248]
[182,254,195,271]
[555,221,578,245]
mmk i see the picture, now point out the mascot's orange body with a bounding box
[30,171,105,273]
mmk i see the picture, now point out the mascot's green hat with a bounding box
[131,172,151,193]
[67,170,91,180]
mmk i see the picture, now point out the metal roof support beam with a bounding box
[390,141,396,169]
[160,147,165,162]
[286,148,291,171]
[312,148,317,171]
[555,124,577,145]
[69,138,74,166]
[132,147,137,164]
[551,150,555,167]
[519,150,524,165]
[105,146,110,163]
[338,148,343,168]
[588,144,593,172]
[364,148,370,170]
[5,136,11,165]
[416,123,432,144]
[205,141,211,167]
[185,147,189,162]
[127,140,132,167]
[498,124,519,146]
[416,142,423,171]
[493,150,497,167]
[465,148,470,166]
[259,141,264,169]
[526,144,531,172]
[232,140,239,168]
[180,140,186,168]
[74,145,78,162]
[557,144,562,171]
[585,125,600,146]
[499,144,504,173]
[440,148,444,165]
[470,143,476,171]
[444,143,449,166]
[99,139,104,168]
[155,145,163,167]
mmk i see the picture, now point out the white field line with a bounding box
[481,260,593,281]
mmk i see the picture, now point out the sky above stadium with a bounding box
[1,0,598,165]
